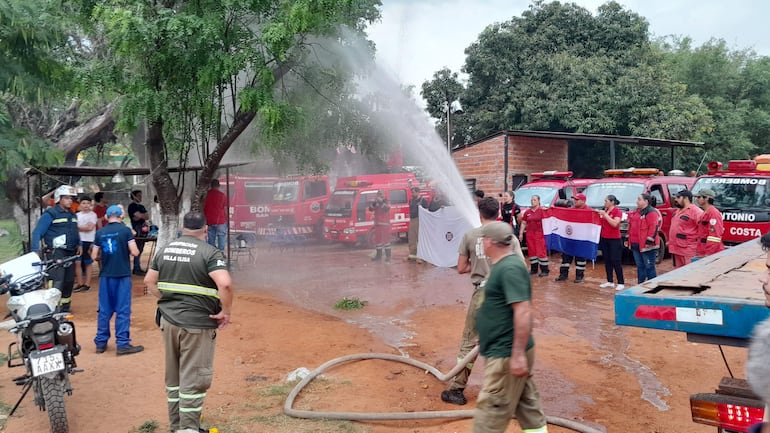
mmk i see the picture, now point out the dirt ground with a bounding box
[0,241,747,433]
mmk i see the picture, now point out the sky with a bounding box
[367,0,770,94]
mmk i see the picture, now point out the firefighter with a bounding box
[31,185,82,312]
[694,188,725,259]
[519,195,549,276]
[555,193,589,283]
[369,190,392,263]
[669,190,703,267]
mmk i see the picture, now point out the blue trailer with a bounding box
[615,239,769,432]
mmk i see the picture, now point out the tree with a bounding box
[424,0,714,173]
[420,67,465,147]
[80,0,381,245]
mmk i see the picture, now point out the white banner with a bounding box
[416,206,473,268]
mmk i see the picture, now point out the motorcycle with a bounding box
[0,252,82,433]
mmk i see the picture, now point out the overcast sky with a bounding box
[368,0,770,93]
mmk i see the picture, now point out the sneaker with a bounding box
[132,269,147,276]
[116,344,144,356]
[599,282,615,288]
[74,285,90,293]
[95,346,106,354]
[615,284,625,291]
[440,389,467,405]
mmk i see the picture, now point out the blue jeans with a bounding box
[632,249,658,283]
[94,276,133,348]
[207,223,227,251]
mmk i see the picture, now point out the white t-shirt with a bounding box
[77,211,98,243]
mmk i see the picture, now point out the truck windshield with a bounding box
[244,181,274,203]
[273,181,299,203]
[515,186,558,208]
[693,177,770,209]
[325,190,356,215]
[584,182,645,210]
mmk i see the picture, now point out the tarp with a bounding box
[417,206,473,267]
[543,207,602,260]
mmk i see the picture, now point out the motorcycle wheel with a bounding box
[40,376,68,433]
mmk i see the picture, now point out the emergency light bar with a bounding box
[604,168,660,176]
[345,180,372,187]
[530,171,573,179]
[690,394,764,432]
[727,160,757,172]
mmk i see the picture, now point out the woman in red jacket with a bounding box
[519,195,549,276]
[627,193,661,283]
[596,194,625,290]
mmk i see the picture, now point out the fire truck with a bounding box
[256,175,331,239]
[323,173,429,246]
[219,175,277,234]
[514,171,594,209]
[583,168,695,263]
[691,155,770,245]
[615,239,769,432]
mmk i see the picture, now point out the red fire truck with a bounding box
[323,173,429,246]
[691,155,770,245]
[514,171,594,209]
[219,175,277,234]
[256,175,331,238]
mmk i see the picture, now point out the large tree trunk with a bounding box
[146,119,181,250]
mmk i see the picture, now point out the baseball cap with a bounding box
[572,193,586,201]
[696,188,716,199]
[676,190,693,199]
[105,205,123,218]
[481,221,514,245]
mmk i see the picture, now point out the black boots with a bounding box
[530,262,539,275]
[384,247,392,263]
[574,270,585,283]
[538,263,549,277]
[372,248,382,261]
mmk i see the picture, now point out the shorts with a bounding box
[78,241,94,265]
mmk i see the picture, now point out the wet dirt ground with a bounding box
[0,240,747,433]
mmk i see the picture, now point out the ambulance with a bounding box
[219,175,277,234]
[691,155,770,245]
[323,173,430,246]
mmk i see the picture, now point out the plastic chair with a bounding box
[230,233,257,267]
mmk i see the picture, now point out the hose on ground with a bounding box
[284,347,605,433]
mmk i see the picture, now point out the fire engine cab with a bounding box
[256,175,331,239]
[691,155,770,245]
[219,175,277,234]
[323,173,429,246]
[514,171,594,209]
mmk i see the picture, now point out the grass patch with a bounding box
[132,420,159,433]
[0,220,23,264]
[333,297,367,311]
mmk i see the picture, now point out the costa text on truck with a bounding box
[257,175,330,239]
[323,173,428,246]
[219,175,277,234]
[615,240,769,432]
[691,155,770,245]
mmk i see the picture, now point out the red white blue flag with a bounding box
[543,208,602,260]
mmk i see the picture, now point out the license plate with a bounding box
[30,348,65,376]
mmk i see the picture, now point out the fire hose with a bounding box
[284,345,606,433]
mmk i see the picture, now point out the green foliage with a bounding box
[333,296,367,310]
[0,220,23,263]
[133,420,159,433]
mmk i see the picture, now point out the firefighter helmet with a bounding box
[54,185,77,203]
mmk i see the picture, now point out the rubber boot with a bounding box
[555,266,569,282]
[538,263,549,277]
[574,269,585,283]
[529,262,539,275]
[371,248,382,261]
[384,247,392,263]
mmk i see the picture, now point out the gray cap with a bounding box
[481,221,514,245]
[696,188,716,199]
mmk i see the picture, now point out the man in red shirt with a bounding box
[203,179,228,251]
[668,190,703,267]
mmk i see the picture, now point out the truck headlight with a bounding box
[343,228,356,234]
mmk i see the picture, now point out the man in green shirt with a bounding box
[474,221,548,433]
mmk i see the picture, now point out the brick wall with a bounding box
[452,133,568,195]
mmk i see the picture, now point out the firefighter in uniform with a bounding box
[369,190,392,263]
[694,188,725,259]
[144,211,233,433]
[31,185,82,312]
[669,190,703,267]
[555,194,589,283]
